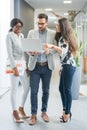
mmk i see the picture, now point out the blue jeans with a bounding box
[59,64,76,114]
[30,64,52,114]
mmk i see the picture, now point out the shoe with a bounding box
[13,110,24,123]
[59,115,63,119]
[41,112,49,122]
[59,110,65,119]
[29,115,37,125]
[60,113,72,123]
[19,107,30,119]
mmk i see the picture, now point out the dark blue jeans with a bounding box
[59,64,76,114]
[30,64,52,114]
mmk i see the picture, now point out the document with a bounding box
[6,60,26,76]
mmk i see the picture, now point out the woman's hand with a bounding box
[13,67,19,76]
[59,69,62,76]
[59,66,62,76]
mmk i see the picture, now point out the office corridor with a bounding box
[0,0,87,129]
[0,55,87,130]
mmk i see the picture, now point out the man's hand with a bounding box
[26,68,30,76]
[43,44,54,54]
[27,51,40,56]
[44,47,50,54]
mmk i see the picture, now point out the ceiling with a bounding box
[24,0,87,28]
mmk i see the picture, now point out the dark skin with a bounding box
[12,23,30,76]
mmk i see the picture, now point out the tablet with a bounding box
[21,38,43,52]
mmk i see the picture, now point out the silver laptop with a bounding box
[21,38,43,52]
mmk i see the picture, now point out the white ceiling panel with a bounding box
[24,0,87,28]
[24,0,87,11]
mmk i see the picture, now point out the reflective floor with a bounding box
[0,67,87,130]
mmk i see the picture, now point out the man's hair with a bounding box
[38,13,48,21]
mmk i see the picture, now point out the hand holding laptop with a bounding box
[28,44,51,55]
[27,51,40,56]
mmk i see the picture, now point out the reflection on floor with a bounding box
[0,87,10,99]
[0,74,87,130]
[80,82,87,96]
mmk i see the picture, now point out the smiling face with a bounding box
[13,22,22,34]
[37,18,48,31]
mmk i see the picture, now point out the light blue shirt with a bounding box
[37,29,47,63]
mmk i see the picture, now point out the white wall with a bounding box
[0,0,14,88]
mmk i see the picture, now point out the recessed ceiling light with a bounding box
[54,21,58,24]
[63,0,72,4]
[77,25,82,28]
[45,8,53,11]
[64,12,68,16]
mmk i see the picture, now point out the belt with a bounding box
[36,62,48,66]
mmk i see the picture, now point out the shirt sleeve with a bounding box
[6,34,16,68]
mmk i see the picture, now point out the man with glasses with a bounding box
[27,13,56,125]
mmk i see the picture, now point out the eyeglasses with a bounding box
[15,25,22,28]
[37,22,46,25]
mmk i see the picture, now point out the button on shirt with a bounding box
[37,30,48,63]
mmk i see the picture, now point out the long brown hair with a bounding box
[57,18,78,56]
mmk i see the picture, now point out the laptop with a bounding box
[21,38,43,53]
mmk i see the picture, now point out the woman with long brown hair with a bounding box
[44,18,78,122]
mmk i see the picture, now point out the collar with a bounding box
[39,28,47,34]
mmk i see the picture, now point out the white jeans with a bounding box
[10,70,30,110]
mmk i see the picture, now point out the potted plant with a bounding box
[74,41,83,67]
[71,41,83,100]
